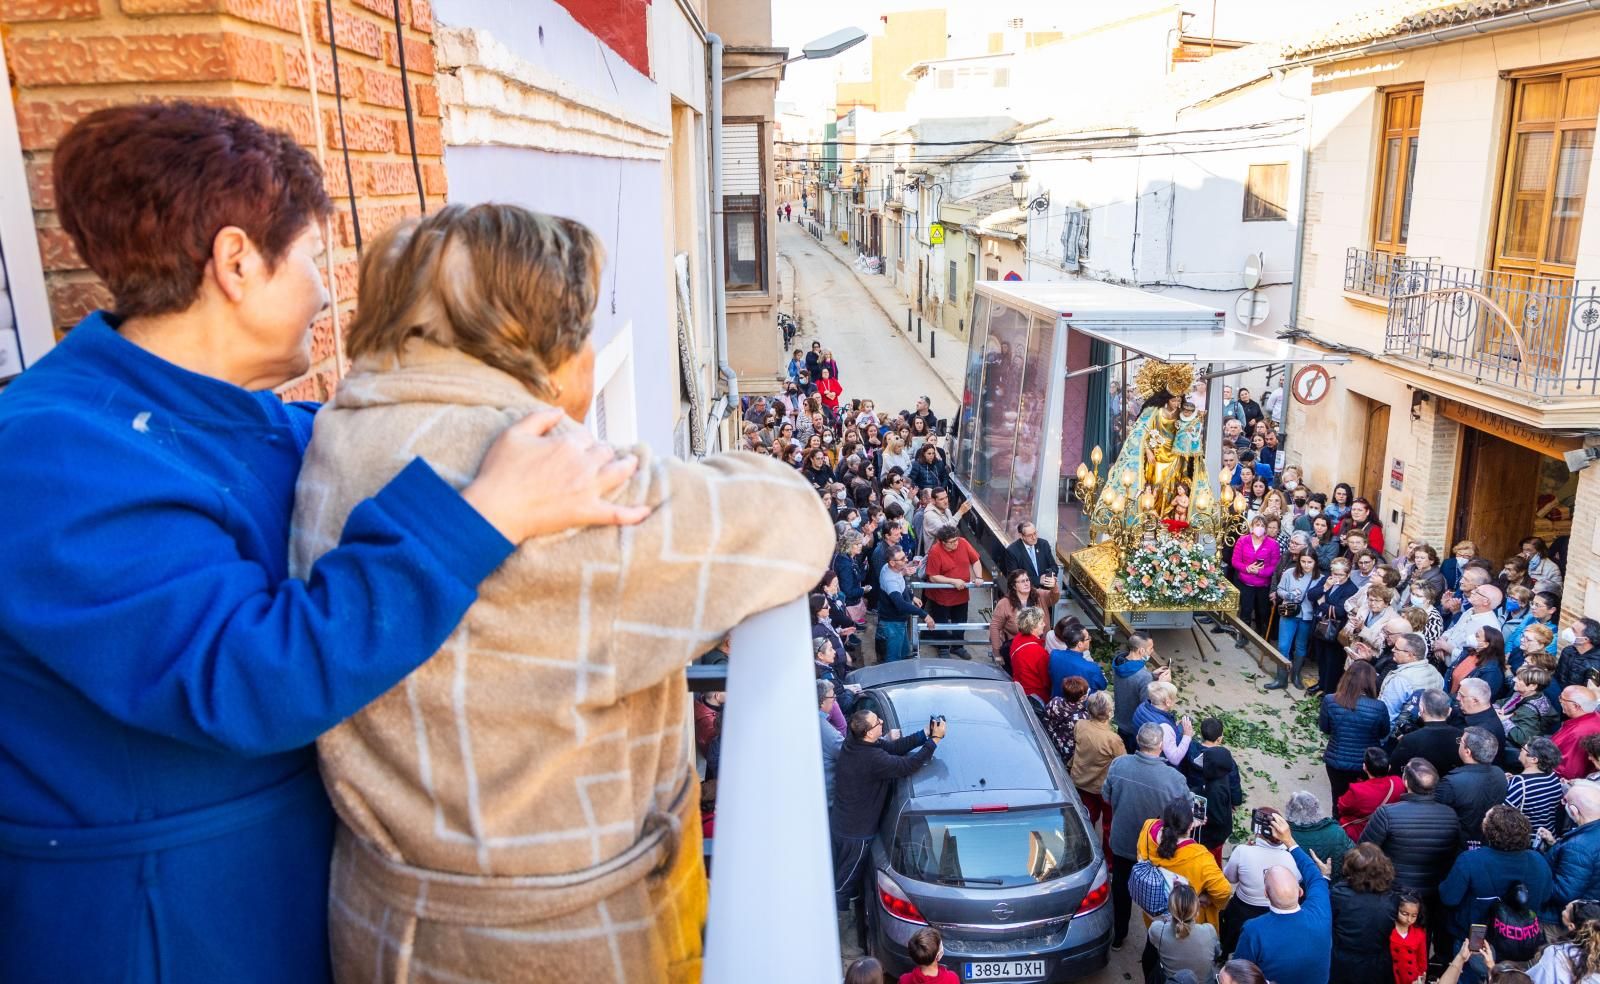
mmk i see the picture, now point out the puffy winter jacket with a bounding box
[1547,818,1600,918]
[1318,695,1391,771]
[1557,643,1600,689]
[1359,792,1462,891]
[1329,883,1397,981]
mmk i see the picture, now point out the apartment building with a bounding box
[1283,0,1600,624]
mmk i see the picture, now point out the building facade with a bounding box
[0,0,784,458]
[1284,2,1600,624]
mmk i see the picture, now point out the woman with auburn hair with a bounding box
[290,203,833,983]
[0,104,641,984]
[1330,843,1400,980]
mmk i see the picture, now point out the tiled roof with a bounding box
[1282,0,1566,59]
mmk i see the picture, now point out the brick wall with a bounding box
[0,0,445,401]
[1401,397,1461,552]
[1562,442,1600,629]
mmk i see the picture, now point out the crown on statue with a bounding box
[1134,361,1195,399]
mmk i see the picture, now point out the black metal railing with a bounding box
[1348,247,1600,397]
[1343,246,1434,299]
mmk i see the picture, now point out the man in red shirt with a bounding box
[1553,686,1600,779]
[923,524,982,658]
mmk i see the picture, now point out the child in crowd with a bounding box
[1188,717,1244,864]
[899,927,959,984]
[1390,893,1427,984]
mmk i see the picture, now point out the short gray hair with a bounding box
[1419,688,1453,720]
[1289,531,1312,549]
[1147,680,1178,706]
[816,678,834,705]
[1284,791,1323,825]
[1086,691,1114,721]
[1566,687,1600,714]
[1458,678,1492,705]
[1136,723,1165,753]
[1462,725,1499,764]
[812,636,832,657]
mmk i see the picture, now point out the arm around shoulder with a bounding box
[0,415,514,757]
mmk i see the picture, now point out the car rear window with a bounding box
[892,807,1092,887]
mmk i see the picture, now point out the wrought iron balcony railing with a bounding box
[1343,246,1433,299]
[1348,247,1600,398]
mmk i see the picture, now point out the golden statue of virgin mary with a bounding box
[1130,362,1204,518]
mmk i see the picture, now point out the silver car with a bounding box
[846,659,1112,983]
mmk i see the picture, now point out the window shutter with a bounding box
[723,124,761,196]
[1060,208,1088,271]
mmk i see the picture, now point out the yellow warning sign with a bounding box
[928,222,945,245]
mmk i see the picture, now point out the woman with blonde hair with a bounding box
[290,204,833,983]
[881,432,913,476]
[1148,880,1222,982]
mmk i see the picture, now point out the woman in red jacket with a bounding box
[1010,607,1052,701]
[816,367,844,421]
[1336,746,1406,839]
[1334,497,1385,556]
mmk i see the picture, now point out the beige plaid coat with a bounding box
[289,341,833,983]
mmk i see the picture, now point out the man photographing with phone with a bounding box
[830,709,949,949]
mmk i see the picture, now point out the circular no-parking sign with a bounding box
[1292,364,1331,405]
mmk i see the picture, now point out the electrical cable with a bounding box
[294,0,348,377]
[321,0,362,255]
[391,0,427,214]
[772,118,1302,148]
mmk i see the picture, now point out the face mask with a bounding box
[1307,506,1321,517]
[850,517,862,528]
[1284,480,1299,490]
[1506,599,1522,614]
[1561,627,1577,647]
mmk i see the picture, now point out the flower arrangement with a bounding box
[1116,533,1228,608]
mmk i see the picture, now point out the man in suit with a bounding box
[1003,521,1060,584]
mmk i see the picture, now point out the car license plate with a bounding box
[963,960,1045,981]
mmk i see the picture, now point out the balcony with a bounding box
[1343,246,1435,300]
[1349,247,1600,399]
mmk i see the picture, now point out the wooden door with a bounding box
[1359,400,1391,518]
[1454,430,1540,564]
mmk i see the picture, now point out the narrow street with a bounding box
[778,222,960,419]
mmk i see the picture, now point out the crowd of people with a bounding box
[728,362,1600,984]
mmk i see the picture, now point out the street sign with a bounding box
[1235,289,1269,328]
[928,222,945,245]
[1291,364,1331,405]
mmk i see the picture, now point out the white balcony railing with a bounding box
[703,598,841,981]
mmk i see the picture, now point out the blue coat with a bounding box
[833,550,866,604]
[0,316,513,984]
[1047,647,1108,699]
[1319,695,1391,771]
[1439,846,1552,941]
[1234,847,1332,984]
[1547,819,1600,919]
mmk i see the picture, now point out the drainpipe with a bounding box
[708,33,739,433]
[1276,66,1312,332]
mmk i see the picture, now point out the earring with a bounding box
[550,381,563,399]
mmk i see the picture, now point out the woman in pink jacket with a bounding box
[1232,516,1281,635]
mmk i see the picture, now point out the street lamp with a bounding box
[723,26,868,83]
[1010,164,1050,214]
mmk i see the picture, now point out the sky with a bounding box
[772,0,1337,119]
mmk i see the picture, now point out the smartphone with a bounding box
[1251,808,1277,844]
[1190,793,1208,828]
[1469,924,1487,952]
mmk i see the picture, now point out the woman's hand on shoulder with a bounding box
[462,409,650,542]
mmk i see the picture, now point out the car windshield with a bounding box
[892,807,1091,887]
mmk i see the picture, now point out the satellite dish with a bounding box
[1242,252,1264,290]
